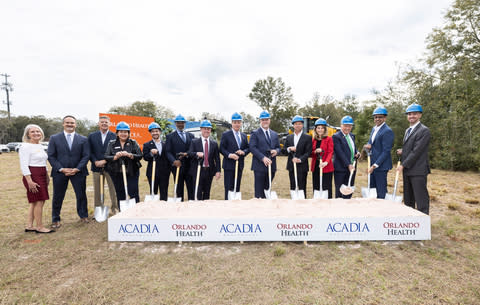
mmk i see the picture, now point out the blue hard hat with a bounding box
[200,119,212,128]
[314,118,327,126]
[372,107,388,116]
[148,122,161,131]
[259,110,271,119]
[405,103,423,114]
[341,115,354,125]
[116,121,130,131]
[231,112,243,121]
[291,115,303,124]
[174,114,186,122]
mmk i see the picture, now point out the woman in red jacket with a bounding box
[310,118,334,198]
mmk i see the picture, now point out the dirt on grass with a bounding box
[1,152,479,304]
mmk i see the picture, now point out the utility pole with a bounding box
[1,73,13,120]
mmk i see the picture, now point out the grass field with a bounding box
[1,152,480,304]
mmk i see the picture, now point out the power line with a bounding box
[1,73,13,120]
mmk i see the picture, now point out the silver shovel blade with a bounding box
[144,194,160,202]
[264,189,278,200]
[290,190,305,200]
[385,194,403,203]
[228,191,242,200]
[167,197,182,202]
[119,199,136,212]
[361,187,377,198]
[94,206,109,222]
[340,184,355,196]
[313,190,329,199]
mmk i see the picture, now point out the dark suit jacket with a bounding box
[104,138,143,176]
[88,130,117,172]
[249,127,280,173]
[48,132,90,177]
[165,130,195,167]
[143,140,170,178]
[285,132,312,172]
[187,137,221,177]
[401,123,430,176]
[367,123,394,171]
[332,131,359,172]
[220,130,249,171]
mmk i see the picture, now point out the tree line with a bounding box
[1,0,478,170]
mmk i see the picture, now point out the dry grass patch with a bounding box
[1,153,480,304]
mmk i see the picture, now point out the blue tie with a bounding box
[265,130,271,145]
[405,128,412,141]
[67,133,73,150]
[180,131,186,143]
[235,132,241,148]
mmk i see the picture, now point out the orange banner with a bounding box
[100,113,154,150]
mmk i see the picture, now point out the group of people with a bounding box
[19,103,430,232]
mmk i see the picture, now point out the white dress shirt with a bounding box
[19,143,48,176]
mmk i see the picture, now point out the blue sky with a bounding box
[1,0,452,121]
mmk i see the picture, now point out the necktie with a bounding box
[204,139,209,167]
[405,127,412,141]
[345,134,354,163]
[265,130,271,145]
[235,132,241,148]
[67,133,72,150]
[180,131,186,143]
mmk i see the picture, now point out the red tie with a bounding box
[204,139,209,167]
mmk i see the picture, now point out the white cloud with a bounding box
[0,0,452,121]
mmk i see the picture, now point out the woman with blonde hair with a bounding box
[19,124,54,233]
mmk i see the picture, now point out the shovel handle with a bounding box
[121,162,129,200]
[347,161,356,187]
[174,165,180,185]
[233,159,238,193]
[393,161,401,195]
[151,160,156,195]
[195,162,201,201]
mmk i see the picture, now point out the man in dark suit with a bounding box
[143,122,170,201]
[396,103,431,214]
[363,107,394,199]
[165,114,195,201]
[220,112,250,200]
[249,110,281,199]
[48,115,90,228]
[88,115,118,214]
[285,115,312,198]
[333,116,361,199]
[188,120,221,200]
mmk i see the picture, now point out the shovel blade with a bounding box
[119,199,136,212]
[144,194,160,202]
[340,184,355,196]
[264,190,278,200]
[94,206,109,222]
[313,190,329,199]
[228,191,242,200]
[361,187,377,198]
[290,190,305,200]
[167,197,182,203]
[385,194,403,203]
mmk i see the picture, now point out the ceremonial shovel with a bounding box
[340,160,356,196]
[385,161,402,202]
[313,154,328,199]
[93,169,109,222]
[119,159,136,212]
[194,158,202,201]
[167,165,181,202]
[361,150,377,198]
[228,159,242,200]
[144,159,160,202]
[264,156,278,200]
[290,153,305,200]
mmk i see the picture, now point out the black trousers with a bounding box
[223,169,243,200]
[193,167,213,201]
[147,171,170,201]
[288,169,307,198]
[171,166,194,201]
[403,174,429,214]
[51,174,88,222]
[334,170,356,199]
[312,169,333,199]
[111,173,139,211]
[254,170,276,199]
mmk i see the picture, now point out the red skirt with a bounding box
[22,166,49,203]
